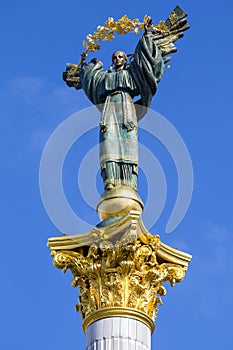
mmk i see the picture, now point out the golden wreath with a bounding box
[64,9,189,84]
[82,15,169,54]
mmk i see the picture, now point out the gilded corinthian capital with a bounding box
[48,211,191,333]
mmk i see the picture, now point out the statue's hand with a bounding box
[144,17,153,36]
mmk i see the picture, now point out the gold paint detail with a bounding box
[82,307,155,333]
[50,224,189,333]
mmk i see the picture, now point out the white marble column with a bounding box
[86,317,151,350]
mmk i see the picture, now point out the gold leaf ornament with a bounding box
[82,15,152,55]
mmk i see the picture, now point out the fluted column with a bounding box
[86,317,151,350]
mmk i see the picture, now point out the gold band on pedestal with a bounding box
[82,307,155,333]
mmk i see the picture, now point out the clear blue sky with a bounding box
[1,1,233,349]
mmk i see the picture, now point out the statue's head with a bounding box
[112,51,127,71]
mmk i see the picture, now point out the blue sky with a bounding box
[1,1,233,349]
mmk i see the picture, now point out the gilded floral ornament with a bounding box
[81,14,173,55]
[51,230,188,333]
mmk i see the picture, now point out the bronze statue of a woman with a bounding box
[63,7,189,193]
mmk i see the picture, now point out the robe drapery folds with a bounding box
[79,35,164,189]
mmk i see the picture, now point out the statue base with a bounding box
[96,186,144,221]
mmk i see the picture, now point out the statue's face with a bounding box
[112,51,127,71]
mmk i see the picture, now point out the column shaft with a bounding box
[86,317,151,350]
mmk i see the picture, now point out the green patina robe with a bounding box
[79,35,164,190]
